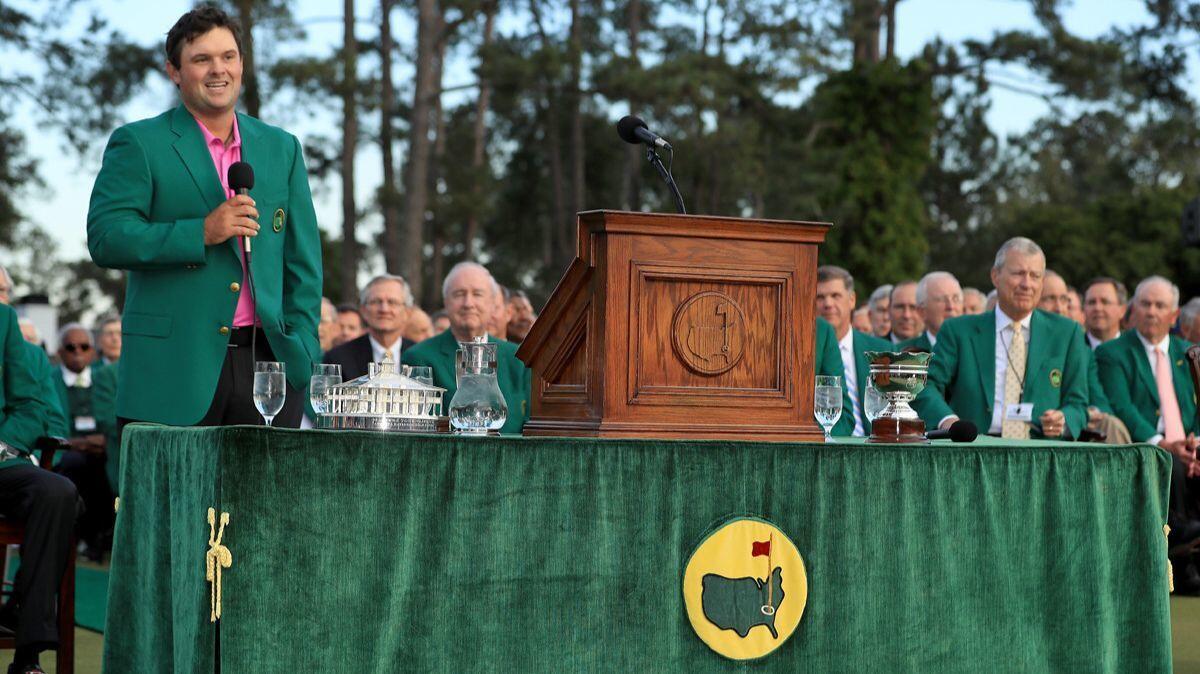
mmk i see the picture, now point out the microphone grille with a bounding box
[227,161,254,192]
[616,115,648,145]
[950,420,979,443]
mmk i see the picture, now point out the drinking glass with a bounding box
[407,366,434,386]
[864,380,887,426]
[814,375,843,442]
[310,363,341,416]
[253,361,286,427]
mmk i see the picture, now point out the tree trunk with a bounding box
[339,0,358,304]
[236,0,260,118]
[851,0,882,65]
[619,0,642,211]
[885,0,897,60]
[426,32,449,308]
[402,0,441,303]
[380,0,401,274]
[564,0,585,267]
[529,0,567,268]
[463,0,497,260]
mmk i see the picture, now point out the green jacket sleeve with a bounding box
[913,323,958,427]
[1056,323,1091,439]
[1096,341,1158,442]
[280,134,324,368]
[87,126,207,270]
[30,345,69,438]
[0,308,50,451]
[1085,348,1112,414]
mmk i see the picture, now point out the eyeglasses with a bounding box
[364,298,407,309]
[62,343,92,353]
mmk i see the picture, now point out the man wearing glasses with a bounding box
[52,324,118,561]
[900,271,963,353]
[323,275,416,381]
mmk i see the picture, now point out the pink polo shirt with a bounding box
[197,117,257,328]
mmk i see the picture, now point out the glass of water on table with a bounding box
[310,363,342,420]
[253,361,287,427]
[814,375,843,442]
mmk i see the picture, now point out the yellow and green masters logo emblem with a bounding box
[682,517,808,660]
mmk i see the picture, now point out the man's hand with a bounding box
[203,195,259,246]
[1039,409,1065,438]
[1087,406,1104,431]
[939,416,960,431]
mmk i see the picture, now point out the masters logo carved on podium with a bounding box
[672,290,747,375]
[683,517,807,660]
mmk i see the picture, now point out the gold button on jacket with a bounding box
[230,282,240,293]
[219,326,230,336]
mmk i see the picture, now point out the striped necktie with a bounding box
[1001,321,1029,439]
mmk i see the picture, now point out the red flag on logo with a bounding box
[751,540,771,557]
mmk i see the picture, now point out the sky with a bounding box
[6,0,1162,263]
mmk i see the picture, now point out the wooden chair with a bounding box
[0,438,75,674]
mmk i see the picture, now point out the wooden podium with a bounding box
[516,210,831,441]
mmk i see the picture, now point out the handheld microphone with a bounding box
[227,161,255,254]
[616,115,672,150]
[927,420,978,442]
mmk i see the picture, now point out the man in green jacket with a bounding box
[899,271,963,353]
[816,266,890,436]
[87,6,321,428]
[913,237,1089,439]
[0,304,79,674]
[404,262,531,434]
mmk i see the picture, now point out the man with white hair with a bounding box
[323,274,416,381]
[403,262,531,434]
[962,287,987,315]
[1097,276,1200,578]
[913,237,1090,440]
[867,284,892,338]
[1180,298,1200,344]
[900,271,963,352]
[1097,276,1198,455]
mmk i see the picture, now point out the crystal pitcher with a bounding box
[449,337,508,435]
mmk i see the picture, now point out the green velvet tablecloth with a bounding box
[102,427,1173,673]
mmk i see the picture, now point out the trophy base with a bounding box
[868,417,928,444]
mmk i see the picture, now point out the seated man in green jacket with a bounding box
[0,304,79,674]
[403,262,531,434]
[913,237,1090,439]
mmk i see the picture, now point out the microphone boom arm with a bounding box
[646,146,686,215]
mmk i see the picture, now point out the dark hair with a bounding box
[165,5,243,69]
[1084,276,1128,304]
[335,304,362,320]
[816,265,854,292]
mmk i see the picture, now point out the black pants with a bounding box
[55,449,114,552]
[0,464,79,648]
[119,327,304,430]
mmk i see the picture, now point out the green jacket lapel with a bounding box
[973,312,996,404]
[1126,330,1159,405]
[1023,311,1051,401]
[169,106,224,213]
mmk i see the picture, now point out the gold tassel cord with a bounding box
[206,507,232,622]
[1165,524,1174,594]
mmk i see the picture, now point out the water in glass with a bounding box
[310,364,341,416]
[253,362,286,426]
[814,375,843,440]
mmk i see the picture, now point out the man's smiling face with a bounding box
[167,27,242,119]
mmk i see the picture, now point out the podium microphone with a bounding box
[616,115,686,214]
[927,420,978,442]
[227,162,255,254]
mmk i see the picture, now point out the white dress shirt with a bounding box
[837,330,863,436]
[60,364,91,389]
[1136,331,1172,444]
[369,334,403,366]
[1086,332,1104,350]
[925,330,937,348]
[988,307,1033,434]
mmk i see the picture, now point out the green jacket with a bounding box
[1081,333,1113,414]
[913,310,1091,438]
[53,363,118,438]
[28,343,68,439]
[815,318,855,436]
[0,305,57,470]
[898,332,934,353]
[402,330,532,435]
[87,105,322,425]
[848,329,894,433]
[1095,330,1196,442]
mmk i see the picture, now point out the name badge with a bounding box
[75,415,97,432]
[1004,403,1034,423]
